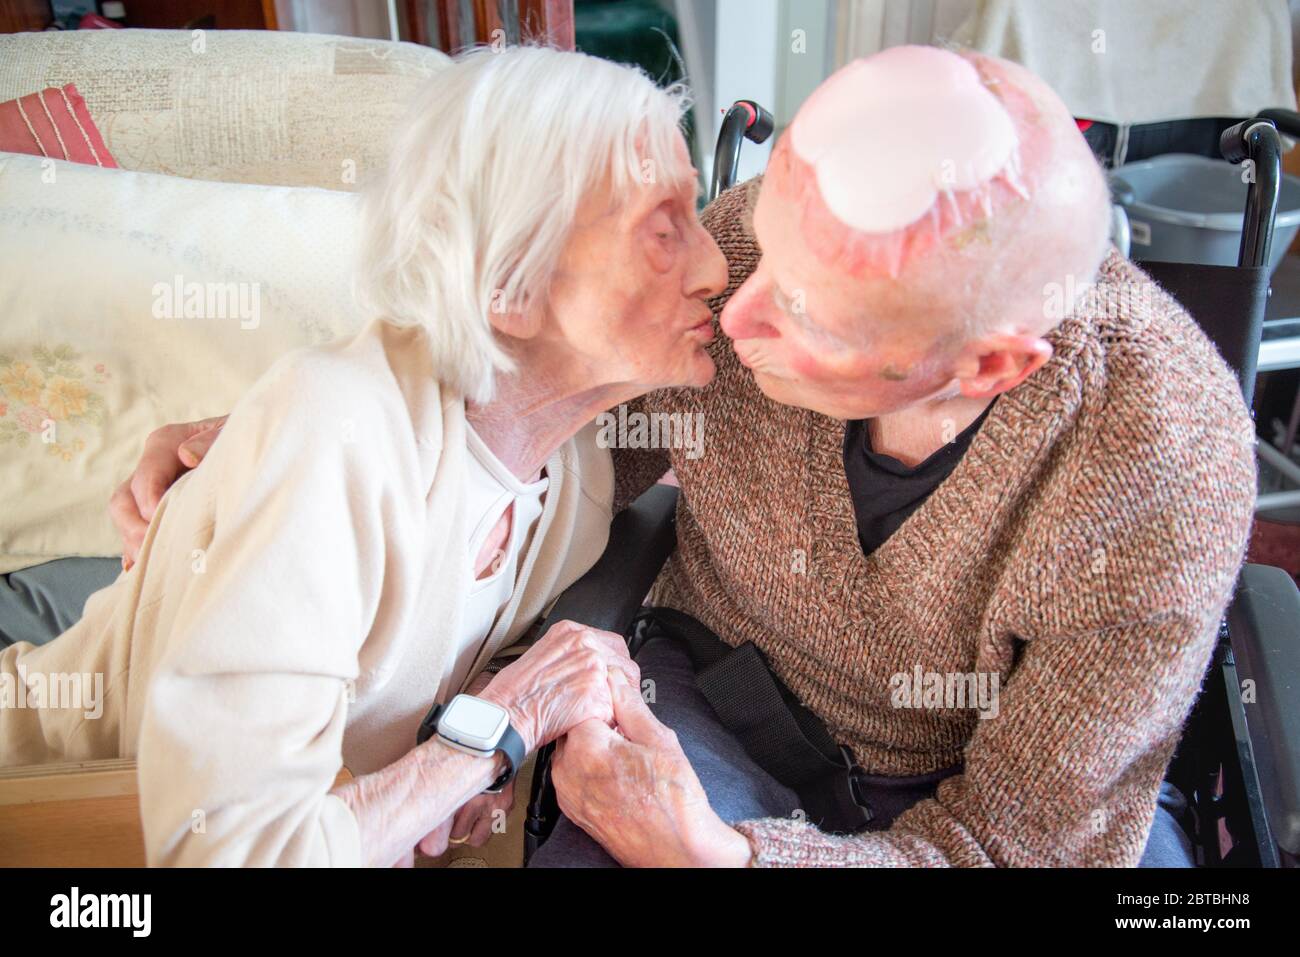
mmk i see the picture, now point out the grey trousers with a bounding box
[529,636,1196,868]
[0,558,119,649]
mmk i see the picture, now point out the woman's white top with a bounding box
[440,425,550,702]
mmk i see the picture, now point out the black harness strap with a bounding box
[633,607,874,834]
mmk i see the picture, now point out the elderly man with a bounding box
[113,46,1255,867]
[529,45,1255,867]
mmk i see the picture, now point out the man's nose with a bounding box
[720,278,778,340]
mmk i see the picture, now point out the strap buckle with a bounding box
[841,746,876,828]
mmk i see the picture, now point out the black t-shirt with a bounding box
[842,400,996,558]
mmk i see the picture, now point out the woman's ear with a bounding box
[486,293,544,340]
[487,309,541,339]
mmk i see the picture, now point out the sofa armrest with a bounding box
[1227,563,1300,858]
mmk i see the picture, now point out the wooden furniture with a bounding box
[118,0,270,29]
[0,760,352,867]
[408,0,574,54]
[0,759,146,866]
[0,0,50,33]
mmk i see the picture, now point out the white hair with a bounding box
[355,45,693,403]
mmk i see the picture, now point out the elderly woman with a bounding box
[0,46,726,867]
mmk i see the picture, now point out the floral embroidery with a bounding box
[0,361,44,406]
[44,376,91,420]
[15,406,52,433]
[0,345,108,461]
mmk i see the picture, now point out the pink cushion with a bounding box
[0,84,117,167]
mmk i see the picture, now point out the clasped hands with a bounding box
[421,619,752,868]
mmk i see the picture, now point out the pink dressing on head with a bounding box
[780,46,1032,278]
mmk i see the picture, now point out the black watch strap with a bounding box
[416,701,444,746]
[485,723,526,794]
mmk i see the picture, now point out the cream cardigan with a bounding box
[0,320,614,865]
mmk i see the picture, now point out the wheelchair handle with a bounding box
[1219,119,1282,271]
[1254,108,1300,140]
[710,99,775,202]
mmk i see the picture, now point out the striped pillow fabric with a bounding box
[0,83,116,168]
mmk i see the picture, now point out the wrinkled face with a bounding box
[720,153,960,421]
[543,135,728,392]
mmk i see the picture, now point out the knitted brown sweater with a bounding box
[612,178,1257,867]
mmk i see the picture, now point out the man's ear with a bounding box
[951,332,1053,399]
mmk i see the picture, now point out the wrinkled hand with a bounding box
[481,620,638,753]
[110,414,228,567]
[405,672,517,862]
[411,817,454,862]
[447,780,515,849]
[551,672,752,868]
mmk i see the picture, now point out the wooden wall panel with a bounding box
[0,0,51,33]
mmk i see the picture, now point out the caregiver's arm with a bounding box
[110,414,227,565]
[115,403,672,532]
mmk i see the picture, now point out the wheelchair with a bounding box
[523,102,1300,869]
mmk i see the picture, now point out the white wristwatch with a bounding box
[416,694,527,794]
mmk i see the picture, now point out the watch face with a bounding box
[439,694,508,750]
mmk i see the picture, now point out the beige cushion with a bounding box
[0,151,366,572]
[0,28,449,190]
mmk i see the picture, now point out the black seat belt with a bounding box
[632,607,875,835]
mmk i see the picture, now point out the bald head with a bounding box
[721,46,1112,421]
[763,45,1110,337]
[787,46,1024,265]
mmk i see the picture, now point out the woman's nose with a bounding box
[687,229,729,301]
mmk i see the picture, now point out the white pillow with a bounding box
[0,152,366,571]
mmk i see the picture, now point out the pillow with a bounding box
[0,152,366,572]
[0,84,117,168]
[0,30,448,190]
